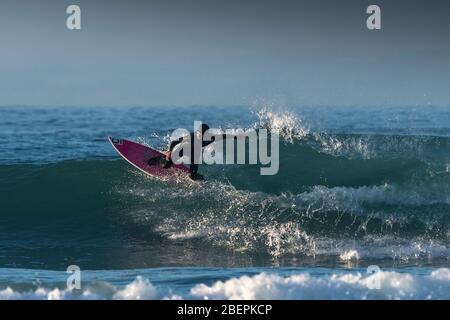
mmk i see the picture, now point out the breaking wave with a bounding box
[1,268,449,300]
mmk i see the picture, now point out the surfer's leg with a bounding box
[189,164,204,180]
[147,156,172,168]
[190,163,198,174]
[160,158,173,168]
[147,156,162,165]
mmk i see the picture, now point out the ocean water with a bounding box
[0,105,449,299]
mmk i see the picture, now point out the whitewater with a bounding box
[0,267,448,300]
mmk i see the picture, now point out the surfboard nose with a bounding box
[109,137,123,145]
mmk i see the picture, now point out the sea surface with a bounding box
[0,105,449,299]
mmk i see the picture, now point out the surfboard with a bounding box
[108,136,190,180]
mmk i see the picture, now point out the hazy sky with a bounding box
[0,0,449,107]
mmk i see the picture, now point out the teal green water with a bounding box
[0,106,449,269]
[0,106,448,299]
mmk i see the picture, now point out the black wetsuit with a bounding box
[169,132,222,175]
[148,132,231,179]
[148,132,226,180]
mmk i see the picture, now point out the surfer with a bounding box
[148,123,226,180]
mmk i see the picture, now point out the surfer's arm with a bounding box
[202,134,241,147]
[169,137,183,151]
[165,137,184,160]
[220,133,243,140]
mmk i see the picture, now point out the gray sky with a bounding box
[0,0,449,107]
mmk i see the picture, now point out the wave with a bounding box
[1,268,449,300]
[0,155,448,263]
[1,109,449,265]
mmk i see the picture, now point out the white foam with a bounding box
[190,269,450,300]
[294,183,450,212]
[339,250,360,261]
[0,276,157,300]
[1,269,449,300]
[146,180,448,260]
[255,107,310,143]
[113,276,159,300]
[0,286,101,300]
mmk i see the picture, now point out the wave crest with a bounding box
[1,269,449,300]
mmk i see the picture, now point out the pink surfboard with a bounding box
[108,136,190,180]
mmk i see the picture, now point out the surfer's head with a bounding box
[196,123,210,135]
